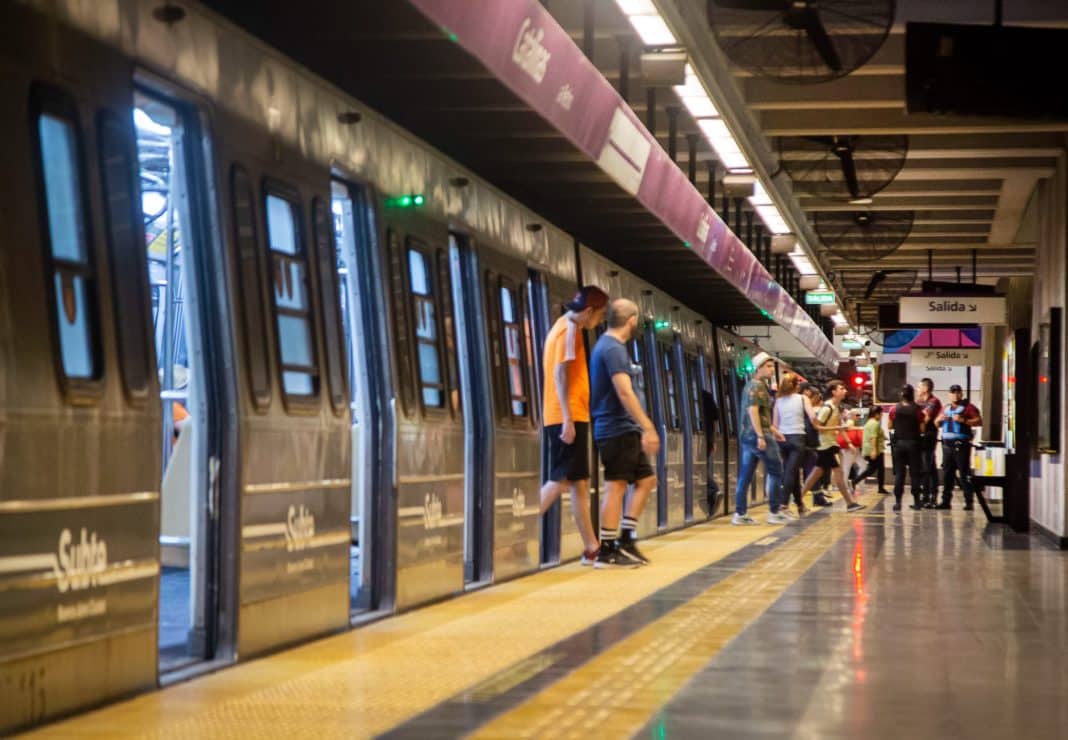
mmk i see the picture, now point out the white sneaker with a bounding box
[732,513,759,526]
[778,508,799,521]
[766,512,789,524]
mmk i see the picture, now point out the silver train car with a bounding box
[1,0,789,732]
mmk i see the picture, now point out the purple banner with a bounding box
[407,0,838,368]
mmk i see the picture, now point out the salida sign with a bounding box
[913,349,981,366]
[899,296,1006,325]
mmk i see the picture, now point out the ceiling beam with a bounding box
[762,109,1068,136]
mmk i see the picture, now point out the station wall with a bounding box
[1029,152,1068,542]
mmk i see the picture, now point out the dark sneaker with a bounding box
[846,502,866,513]
[934,502,952,510]
[618,537,650,565]
[878,489,891,495]
[963,503,975,511]
[594,544,639,569]
[812,493,833,507]
[892,503,902,512]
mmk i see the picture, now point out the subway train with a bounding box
[0,1,804,732]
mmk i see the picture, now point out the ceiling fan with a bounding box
[707,0,896,84]
[778,134,908,202]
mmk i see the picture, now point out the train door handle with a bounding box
[389,396,398,491]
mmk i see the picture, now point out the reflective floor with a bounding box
[22,494,1068,739]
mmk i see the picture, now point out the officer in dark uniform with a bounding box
[933,384,983,510]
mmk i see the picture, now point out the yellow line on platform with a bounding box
[470,509,865,739]
[23,507,802,739]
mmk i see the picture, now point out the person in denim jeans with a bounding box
[773,373,809,516]
[732,352,787,525]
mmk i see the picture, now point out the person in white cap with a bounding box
[732,351,789,525]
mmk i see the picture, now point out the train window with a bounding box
[407,246,445,410]
[231,165,272,409]
[33,101,103,386]
[661,345,680,430]
[630,338,650,412]
[521,283,538,426]
[265,190,319,399]
[499,279,528,418]
[688,356,704,433]
[436,249,461,416]
[98,110,152,400]
[386,231,415,415]
[313,197,348,414]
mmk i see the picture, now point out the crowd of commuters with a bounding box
[539,287,983,566]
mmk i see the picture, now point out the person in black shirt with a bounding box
[889,384,925,512]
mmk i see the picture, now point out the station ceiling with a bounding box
[657,0,1067,325]
[201,0,781,327]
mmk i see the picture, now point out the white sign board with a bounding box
[911,349,982,366]
[899,296,1006,325]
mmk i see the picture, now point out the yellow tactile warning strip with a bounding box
[22,504,809,740]
[470,509,865,739]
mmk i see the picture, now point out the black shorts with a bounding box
[545,422,590,481]
[816,446,841,470]
[597,431,655,484]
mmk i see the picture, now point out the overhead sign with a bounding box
[912,348,982,366]
[899,296,1006,325]
[842,339,863,350]
[805,290,836,305]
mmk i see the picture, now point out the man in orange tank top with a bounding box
[539,286,608,564]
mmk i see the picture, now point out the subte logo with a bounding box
[285,505,315,552]
[423,493,444,529]
[53,528,108,593]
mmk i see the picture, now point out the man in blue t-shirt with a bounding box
[589,299,660,568]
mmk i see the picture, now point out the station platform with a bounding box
[21,494,1067,740]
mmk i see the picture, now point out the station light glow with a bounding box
[654,319,671,330]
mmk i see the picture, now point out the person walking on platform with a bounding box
[589,298,659,567]
[800,381,865,513]
[539,285,608,564]
[917,378,942,508]
[773,373,809,516]
[850,406,886,494]
[889,386,925,512]
[731,352,788,525]
[800,384,832,505]
[933,384,983,511]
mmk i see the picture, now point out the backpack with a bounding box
[803,404,820,449]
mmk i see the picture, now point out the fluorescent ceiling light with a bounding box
[831,312,848,326]
[673,65,718,119]
[789,252,818,275]
[621,11,678,46]
[755,204,789,234]
[616,0,658,14]
[696,118,749,171]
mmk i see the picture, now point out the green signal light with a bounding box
[385,193,425,209]
[683,241,691,248]
[654,319,671,330]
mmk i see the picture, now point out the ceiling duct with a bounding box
[706,0,895,84]
[814,210,915,262]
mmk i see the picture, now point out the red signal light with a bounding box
[851,373,866,388]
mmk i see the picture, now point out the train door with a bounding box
[331,178,389,615]
[702,355,726,516]
[719,355,741,514]
[481,251,542,581]
[384,218,465,609]
[133,88,228,672]
[686,353,708,520]
[626,334,659,537]
[541,283,589,562]
[658,338,686,529]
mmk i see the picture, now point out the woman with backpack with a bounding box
[773,374,809,516]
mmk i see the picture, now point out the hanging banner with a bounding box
[899,296,1007,325]
[406,0,839,369]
